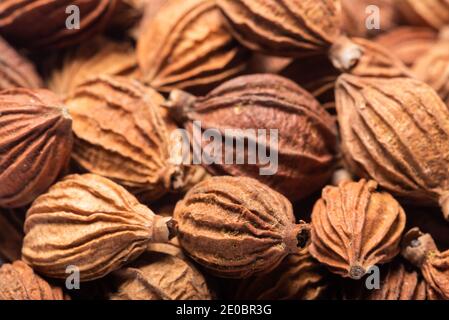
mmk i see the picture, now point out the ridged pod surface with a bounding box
[336,74,449,220]
[173,176,311,278]
[0,88,73,208]
[0,261,67,300]
[0,37,42,90]
[65,76,185,202]
[137,0,249,93]
[217,0,342,57]
[234,248,328,300]
[395,0,449,30]
[111,243,212,300]
[22,174,173,281]
[0,0,117,50]
[310,180,406,279]
[167,74,337,201]
[0,208,25,263]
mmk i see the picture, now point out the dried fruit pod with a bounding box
[22,174,174,281]
[166,74,337,201]
[309,180,406,279]
[375,26,438,67]
[110,243,212,300]
[174,176,311,278]
[0,88,73,208]
[234,248,328,300]
[335,74,449,220]
[0,37,42,90]
[402,228,449,299]
[137,0,249,94]
[0,208,25,263]
[65,76,185,202]
[0,261,67,300]
[0,0,117,50]
[395,0,449,29]
[217,0,342,57]
[49,37,140,98]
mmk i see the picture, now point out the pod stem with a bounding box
[286,221,311,252]
[329,36,364,73]
[152,216,178,243]
[401,227,438,268]
[331,168,353,186]
[163,89,197,124]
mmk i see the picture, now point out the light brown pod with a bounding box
[174,176,311,279]
[402,228,449,300]
[22,174,174,281]
[234,248,328,300]
[48,37,140,98]
[167,74,337,201]
[0,88,73,208]
[395,0,449,29]
[137,0,249,94]
[0,208,25,263]
[110,243,212,300]
[65,76,185,202]
[0,37,42,90]
[336,74,449,220]
[0,261,66,300]
[0,0,117,50]
[309,180,406,279]
[217,0,341,57]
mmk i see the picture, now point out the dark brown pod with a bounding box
[166,74,337,201]
[0,208,25,263]
[173,176,311,279]
[0,88,73,208]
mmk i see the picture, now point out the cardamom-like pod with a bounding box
[66,76,185,203]
[137,0,249,94]
[0,88,73,208]
[22,174,175,281]
[309,180,406,279]
[336,74,449,220]
[395,0,449,30]
[0,208,25,263]
[167,74,337,201]
[217,0,342,57]
[173,176,311,279]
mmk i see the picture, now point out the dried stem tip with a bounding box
[329,36,364,72]
[401,228,438,268]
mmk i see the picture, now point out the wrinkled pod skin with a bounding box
[310,180,406,279]
[22,174,175,281]
[336,74,449,221]
[395,0,449,30]
[173,176,311,279]
[0,88,73,208]
[166,74,337,201]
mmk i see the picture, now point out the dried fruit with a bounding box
[402,228,449,299]
[395,0,449,30]
[217,0,342,57]
[65,76,185,202]
[173,176,311,278]
[110,243,212,300]
[22,174,174,281]
[0,88,73,208]
[0,37,42,90]
[0,0,117,49]
[166,74,337,201]
[309,180,406,279]
[0,261,67,300]
[0,208,25,263]
[137,0,249,94]
[234,248,328,300]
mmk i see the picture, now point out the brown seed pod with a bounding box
[22,174,174,281]
[217,0,342,57]
[336,74,449,220]
[234,248,329,300]
[65,76,185,203]
[402,228,449,300]
[309,180,406,279]
[0,261,67,300]
[0,37,43,90]
[0,0,117,50]
[137,0,249,94]
[173,176,311,279]
[48,37,140,98]
[395,0,449,30]
[110,243,212,300]
[374,26,438,67]
[166,74,337,201]
[0,88,73,208]
[0,208,25,263]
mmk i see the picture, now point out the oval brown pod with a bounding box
[0,88,73,208]
[173,176,311,279]
[309,180,406,279]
